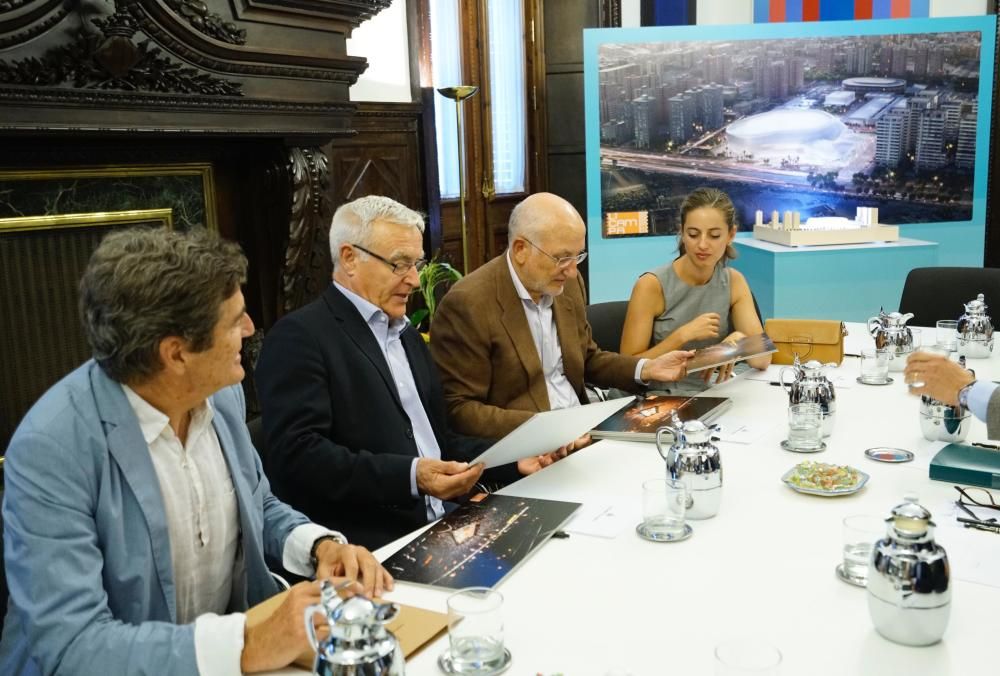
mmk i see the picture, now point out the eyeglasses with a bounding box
[954,485,1000,513]
[521,237,587,268]
[352,244,426,276]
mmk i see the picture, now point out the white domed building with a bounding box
[725,108,857,168]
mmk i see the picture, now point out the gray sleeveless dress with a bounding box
[647,262,734,395]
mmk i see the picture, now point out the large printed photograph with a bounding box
[597,22,987,238]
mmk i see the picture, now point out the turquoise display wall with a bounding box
[583,16,996,309]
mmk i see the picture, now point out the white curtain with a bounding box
[431,0,527,198]
[430,0,462,199]
[487,0,526,194]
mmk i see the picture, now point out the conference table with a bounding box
[273,324,1000,675]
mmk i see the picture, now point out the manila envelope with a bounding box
[245,590,448,670]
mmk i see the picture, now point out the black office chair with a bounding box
[586,300,629,352]
[898,267,1000,328]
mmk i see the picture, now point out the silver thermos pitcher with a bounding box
[867,496,951,647]
[304,579,405,675]
[656,411,722,519]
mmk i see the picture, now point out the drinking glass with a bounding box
[714,638,782,675]
[444,587,506,674]
[840,514,884,587]
[785,403,824,451]
[639,477,687,540]
[858,348,889,384]
[936,320,959,352]
[907,345,951,389]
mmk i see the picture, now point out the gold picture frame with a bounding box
[0,163,217,231]
[0,208,175,234]
[0,206,178,452]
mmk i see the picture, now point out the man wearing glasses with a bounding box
[430,192,692,439]
[256,196,537,550]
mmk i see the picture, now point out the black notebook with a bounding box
[590,394,731,442]
[382,494,581,590]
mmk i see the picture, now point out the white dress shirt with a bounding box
[334,282,446,521]
[505,252,581,410]
[123,386,342,676]
[505,252,648,404]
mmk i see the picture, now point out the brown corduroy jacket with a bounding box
[429,254,640,439]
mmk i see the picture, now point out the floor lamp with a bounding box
[437,85,478,273]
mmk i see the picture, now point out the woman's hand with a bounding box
[701,332,744,384]
[681,312,721,343]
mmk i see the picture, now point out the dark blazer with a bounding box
[255,283,494,549]
[430,254,641,439]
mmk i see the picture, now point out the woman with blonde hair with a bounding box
[620,187,770,394]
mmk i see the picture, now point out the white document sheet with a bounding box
[935,500,1000,589]
[713,417,777,445]
[562,499,641,539]
[470,396,635,469]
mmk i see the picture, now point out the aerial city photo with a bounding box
[598,30,983,237]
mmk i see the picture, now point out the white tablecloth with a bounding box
[270,323,999,675]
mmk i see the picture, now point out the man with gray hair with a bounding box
[257,195,538,550]
[1,227,391,676]
[430,192,691,439]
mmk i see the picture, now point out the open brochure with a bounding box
[686,332,777,374]
[382,494,580,590]
[590,394,731,442]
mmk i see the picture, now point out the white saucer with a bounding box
[438,647,512,675]
[856,376,893,386]
[780,439,827,453]
[635,522,693,543]
[836,563,867,588]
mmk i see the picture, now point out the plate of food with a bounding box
[781,461,869,497]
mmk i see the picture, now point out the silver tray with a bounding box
[864,447,914,463]
[780,465,870,497]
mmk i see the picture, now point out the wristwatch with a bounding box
[957,379,977,410]
[309,533,348,571]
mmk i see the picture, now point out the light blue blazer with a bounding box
[0,361,310,675]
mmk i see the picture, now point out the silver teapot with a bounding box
[867,497,950,647]
[918,395,970,442]
[655,411,721,519]
[778,356,836,436]
[868,308,915,372]
[957,293,994,359]
[304,579,404,676]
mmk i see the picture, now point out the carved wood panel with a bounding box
[323,101,439,261]
[0,0,387,135]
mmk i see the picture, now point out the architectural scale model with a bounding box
[752,207,899,246]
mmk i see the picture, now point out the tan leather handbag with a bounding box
[764,318,847,365]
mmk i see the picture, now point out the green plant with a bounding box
[410,257,463,330]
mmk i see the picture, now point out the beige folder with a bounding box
[246,589,448,671]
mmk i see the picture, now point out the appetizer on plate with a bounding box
[782,461,870,496]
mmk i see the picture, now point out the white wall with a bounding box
[930,0,990,16]
[621,0,752,27]
[348,0,413,102]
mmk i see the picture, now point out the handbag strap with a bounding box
[787,334,814,360]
